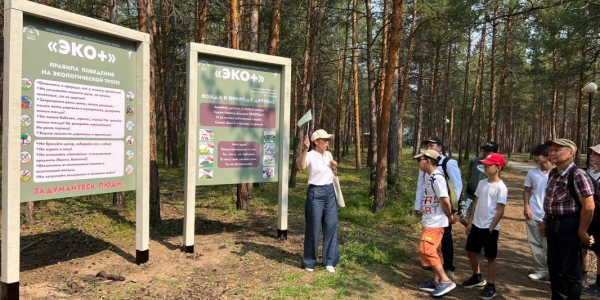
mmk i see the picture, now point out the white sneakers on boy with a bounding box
[325,266,336,273]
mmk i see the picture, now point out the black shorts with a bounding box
[583,219,600,253]
[465,225,499,259]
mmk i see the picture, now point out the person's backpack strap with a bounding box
[429,173,445,197]
[567,166,578,202]
[429,172,459,213]
[567,166,594,204]
[439,157,450,181]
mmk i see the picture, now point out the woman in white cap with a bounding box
[296,129,339,273]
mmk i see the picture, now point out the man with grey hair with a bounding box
[541,138,595,300]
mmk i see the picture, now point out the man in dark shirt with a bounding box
[541,139,595,300]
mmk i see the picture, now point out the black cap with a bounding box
[421,136,443,147]
[481,141,499,153]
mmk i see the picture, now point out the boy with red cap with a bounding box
[462,153,507,300]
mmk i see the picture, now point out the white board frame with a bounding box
[2,1,150,298]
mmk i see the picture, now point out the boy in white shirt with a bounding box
[523,144,551,281]
[462,153,507,300]
[414,149,456,297]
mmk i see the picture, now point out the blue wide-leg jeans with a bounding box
[303,184,339,268]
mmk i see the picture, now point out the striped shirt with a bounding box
[544,162,594,216]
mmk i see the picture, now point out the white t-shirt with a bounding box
[473,179,508,230]
[421,170,450,228]
[524,167,549,222]
[305,150,334,186]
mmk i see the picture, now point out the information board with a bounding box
[183,44,291,253]
[20,16,138,201]
[195,55,282,185]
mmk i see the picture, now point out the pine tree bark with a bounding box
[413,59,425,156]
[427,45,440,138]
[267,0,281,55]
[249,0,259,53]
[111,0,126,209]
[351,0,361,170]
[458,29,472,162]
[376,0,389,118]
[25,202,34,225]
[398,0,418,159]
[364,0,377,169]
[196,0,208,43]
[373,0,404,212]
[487,7,498,141]
[229,0,253,209]
[137,0,161,226]
[335,21,349,163]
[575,43,586,166]
[496,12,512,143]
[551,41,558,139]
[465,20,486,160]
[289,0,317,188]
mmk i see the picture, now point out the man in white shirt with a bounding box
[523,144,551,281]
[414,137,463,280]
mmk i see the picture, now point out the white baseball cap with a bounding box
[310,129,334,142]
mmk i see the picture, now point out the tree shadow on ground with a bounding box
[150,209,297,254]
[0,228,135,272]
[232,241,299,268]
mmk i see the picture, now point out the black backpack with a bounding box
[567,166,600,221]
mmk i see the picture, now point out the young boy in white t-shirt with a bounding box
[462,153,507,300]
[414,149,456,297]
[523,144,551,281]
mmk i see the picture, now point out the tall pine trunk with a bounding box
[137,0,161,226]
[458,29,472,162]
[487,7,498,141]
[111,0,126,209]
[267,0,281,55]
[465,20,486,160]
[372,0,404,212]
[365,0,377,170]
[289,0,317,188]
[351,0,361,170]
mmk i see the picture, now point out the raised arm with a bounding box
[296,135,310,170]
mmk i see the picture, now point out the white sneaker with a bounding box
[305,267,314,272]
[528,271,548,280]
[325,266,335,273]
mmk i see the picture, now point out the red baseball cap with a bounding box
[479,153,506,167]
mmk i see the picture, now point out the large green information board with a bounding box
[195,55,282,185]
[20,16,138,201]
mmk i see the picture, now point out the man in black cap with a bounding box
[415,137,463,280]
[458,142,499,227]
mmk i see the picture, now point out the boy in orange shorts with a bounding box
[414,149,457,297]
